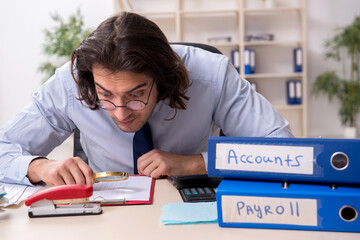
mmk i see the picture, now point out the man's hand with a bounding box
[27,157,94,185]
[137,149,206,178]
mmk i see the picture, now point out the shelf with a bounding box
[244,72,303,79]
[274,104,304,110]
[210,42,239,48]
[126,0,307,137]
[137,11,176,18]
[181,10,238,16]
[243,40,301,47]
[244,7,302,14]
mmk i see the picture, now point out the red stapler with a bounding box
[25,184,102,218]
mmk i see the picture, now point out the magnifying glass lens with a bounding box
[94,172,129,182]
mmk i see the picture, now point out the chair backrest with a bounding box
[172,42,222,55]
[73,43,223,160]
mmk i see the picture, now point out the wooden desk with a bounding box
[1,179,359,240]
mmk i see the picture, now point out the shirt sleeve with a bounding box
[200,152,208,171]
[0,63,76,185]
[213,58,294,138]
[196,59,294,171]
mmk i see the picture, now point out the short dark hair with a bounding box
[71,12,189,113]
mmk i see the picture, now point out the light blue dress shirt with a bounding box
[0,45,293,185]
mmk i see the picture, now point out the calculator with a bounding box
[168,174,222,202]
[179,187,216,202]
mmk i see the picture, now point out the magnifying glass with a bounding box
[93,172,129,182]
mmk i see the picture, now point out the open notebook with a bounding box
[90,175,155,206]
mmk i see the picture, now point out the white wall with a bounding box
[1,0,360,138]
[0,0,114,126]
[307,0,360,137]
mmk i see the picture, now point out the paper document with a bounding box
[0,176,154,207]
[90,175,154,205]
[0,182,42,207]
[0,184,6,198]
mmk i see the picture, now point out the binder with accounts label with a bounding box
[294,47,303,72]
[208,136,360,184]
[286,80,296,104]
[231,49,240,73]
[217,179,360,232]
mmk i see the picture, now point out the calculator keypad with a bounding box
[179,187,216,202]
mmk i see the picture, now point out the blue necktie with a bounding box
[133,122,153,174]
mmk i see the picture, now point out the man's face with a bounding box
[92,65,158,133]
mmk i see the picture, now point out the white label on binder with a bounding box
[250,50,255,67]
[296,81,302,98]
[215,143,314,174]
[244,49,250,65]
[222,195,318,226]
[234,50,239,67]
[296,48,302,65]
[289,81,295,98]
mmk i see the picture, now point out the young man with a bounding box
[0,12,293,186]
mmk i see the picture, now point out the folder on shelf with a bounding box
[286,80,297,104]
[216,179,360,232]
[250,49,256,74]
[208,136,360,184]
[244,49,251,74]
[295,80,302,104]
[294,47,303,72]
[286,80,302,105]
[231,49,240,73]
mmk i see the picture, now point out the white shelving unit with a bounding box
[115,0,307,137]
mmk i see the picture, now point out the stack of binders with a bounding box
[286,80,302,105]
[231,49,256,74]
[244,49,256,75]
[208,137,360,232]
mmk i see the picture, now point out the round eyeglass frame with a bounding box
[98,81,154,111]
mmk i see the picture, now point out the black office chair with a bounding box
[73,43,223,160]
[172,42,222,55]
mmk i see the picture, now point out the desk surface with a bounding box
[1,179,359,240]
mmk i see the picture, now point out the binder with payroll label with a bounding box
[217,179,360,232]
[208,137,360,184]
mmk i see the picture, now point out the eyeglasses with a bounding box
[98,81,155,111]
